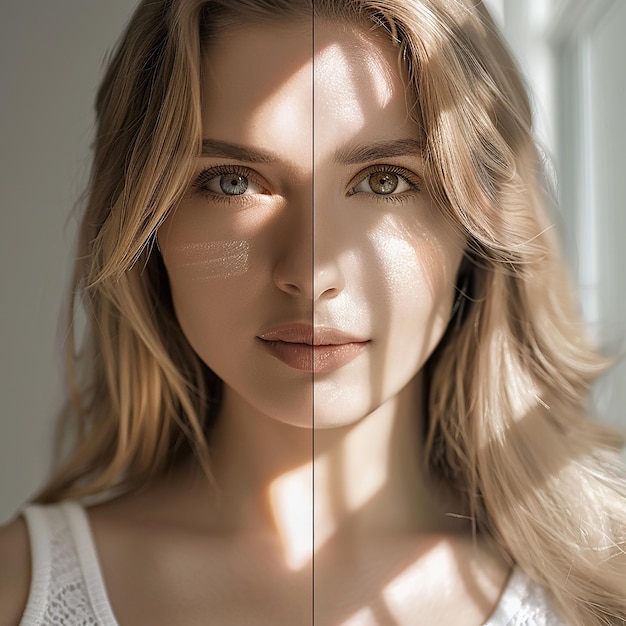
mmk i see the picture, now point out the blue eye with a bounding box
[216,173,249,195]
[193,166,267,197]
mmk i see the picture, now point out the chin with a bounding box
[310,388,385,431]
[254,390,374,432]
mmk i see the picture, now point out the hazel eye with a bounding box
[350,168,418,196]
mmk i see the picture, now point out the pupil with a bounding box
[220,174,248,195]
[371,173,398,194]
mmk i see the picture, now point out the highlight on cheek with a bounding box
[370,215,463,300]
[166,241,250,281]
[369,230,428,294]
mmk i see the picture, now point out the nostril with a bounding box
[312,265,344,301]
[315,284,340,300]
[280,281,303,296]
[273,254,344,300]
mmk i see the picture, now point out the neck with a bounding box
[197,373,460,570]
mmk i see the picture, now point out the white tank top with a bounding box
[18,501,568,625]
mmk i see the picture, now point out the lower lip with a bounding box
[259,340,368,373]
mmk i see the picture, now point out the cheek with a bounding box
[371,233,434,298]
[363,219,463,395]
[158,203,255,282]
[163,243,249,330]
[367,215,462,318]
[156,210,261,359]
[163,241,251,282]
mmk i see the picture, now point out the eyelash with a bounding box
[190,163,422,205]
[191,165,269,204]
[347,165,422,204]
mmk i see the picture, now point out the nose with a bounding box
[273,202,345,301]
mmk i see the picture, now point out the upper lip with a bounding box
[258,323,369,346]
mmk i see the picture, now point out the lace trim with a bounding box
[20,502,118,626]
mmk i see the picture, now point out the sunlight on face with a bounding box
[311,25,464,425]
[313,39,394,133]
[158,21,463,432]
[341,606,378,626]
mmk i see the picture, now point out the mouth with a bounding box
[258,323,369,373]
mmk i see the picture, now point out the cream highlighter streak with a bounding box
[169,241,250,281]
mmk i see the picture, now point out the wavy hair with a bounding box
[36,0,626,623]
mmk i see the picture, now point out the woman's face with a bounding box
[158,20,464,429]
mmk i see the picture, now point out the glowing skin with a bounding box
[158,22,465,431]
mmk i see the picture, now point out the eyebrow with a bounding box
[200,137,424,165]
[333,138,424,164]
[200,139,276,163]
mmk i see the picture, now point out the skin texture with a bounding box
[0,20,509,626]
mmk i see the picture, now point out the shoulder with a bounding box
[0,501,108,626]
[0,515,31,626]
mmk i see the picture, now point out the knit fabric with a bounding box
[18,501,568,625]
[19,502,117,626]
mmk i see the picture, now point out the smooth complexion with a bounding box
[103,20,510,626]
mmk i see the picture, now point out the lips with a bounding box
[258,323,369,372]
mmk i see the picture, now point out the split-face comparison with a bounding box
[157,21,465,430]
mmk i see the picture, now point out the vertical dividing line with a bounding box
[311,7,316,626]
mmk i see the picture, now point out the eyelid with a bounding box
[347,164,422,195]
[191,164,271,195]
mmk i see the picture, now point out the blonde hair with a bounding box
[36,0,626,623]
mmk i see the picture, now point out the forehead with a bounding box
[199,20,415,168]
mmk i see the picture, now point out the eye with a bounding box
[192,165,268,198]
[349,165,420,197]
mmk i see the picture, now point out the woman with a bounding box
[1,0,625,624]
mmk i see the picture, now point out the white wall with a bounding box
[497,0,626,431]
[0,2,138,522]
[551,0,626,429]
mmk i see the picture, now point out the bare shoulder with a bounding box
[0,516,31,626]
